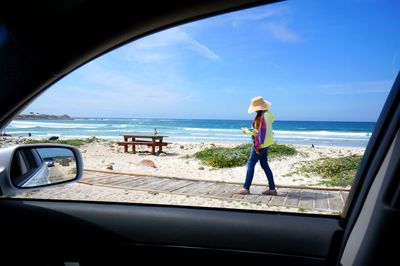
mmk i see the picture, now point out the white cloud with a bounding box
[227,6,286,28]
[269,61,288,75]
[73,65,193,108]
[224,5,299,43]
[185,37,220,60]
[264,21,299,43]
[320,80,393,94]
[125,28,220,62]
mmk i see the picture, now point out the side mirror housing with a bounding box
[0,144,83,196]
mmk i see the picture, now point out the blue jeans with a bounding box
[244,147,275,190]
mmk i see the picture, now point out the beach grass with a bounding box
[24,136,99,147]
[295,154,363,186]
[194,143,297,168]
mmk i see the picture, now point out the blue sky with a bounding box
[25,0,400,122]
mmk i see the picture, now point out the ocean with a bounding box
[4,118,375,148]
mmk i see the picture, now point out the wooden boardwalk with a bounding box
[80,170,350,213]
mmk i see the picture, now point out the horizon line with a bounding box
[69,116,376,123]
[18,113,377,123]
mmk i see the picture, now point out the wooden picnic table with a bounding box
[117,134,169,155]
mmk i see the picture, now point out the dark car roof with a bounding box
[0,0,277,127]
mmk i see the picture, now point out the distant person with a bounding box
[154,128,158,135]
[1,131,11,137]
[238,96,277,196]
[28,132,31,137]
[311,144,315,148]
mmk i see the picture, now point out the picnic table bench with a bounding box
[117,134,170,155]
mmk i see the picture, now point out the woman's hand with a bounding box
[241,127,247,134]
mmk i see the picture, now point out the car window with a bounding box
[1,0,399,215]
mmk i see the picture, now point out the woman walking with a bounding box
[238,96,277,195]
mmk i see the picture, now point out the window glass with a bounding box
[2,0,399,215]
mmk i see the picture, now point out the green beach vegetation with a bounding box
[194,143,298,168]
[195,143,362,187]
[25,136,99,147]
[293,154,363,186]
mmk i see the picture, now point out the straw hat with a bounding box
[247,96,271,113]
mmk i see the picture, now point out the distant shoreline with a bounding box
[14,114,73,120]
[5,118,373,148]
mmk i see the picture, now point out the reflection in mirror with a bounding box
[10,147,77,188]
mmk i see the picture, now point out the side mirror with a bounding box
[0,144,83,196]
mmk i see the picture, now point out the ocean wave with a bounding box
[110,124,133,128]
[9,121,103,129]
[190,132,244,137]
[274,130,371,137]
[6,131,42,134]
[170,137,246,141]
[276,136,367,141]
[183,127,239,132]
[4,119,372,148]
[182,127,371,136]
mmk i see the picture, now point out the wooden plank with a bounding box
[314,191,329,210]
[204,183,232,196]
[205,182,227,196]
[245,186,265,201]
[341,191,349,204]
[78,172,350,214]
[254,194,272,203]
[82,174,130,184]
[146,179,175,190]
[328,191,343,211]
[122,134,167,138]
[192,182,221,196]
[163,180,195,192]
[252,185,266,194]
[114,177,160,188]
[169,181,196,192]
[118,140,153,144]
[153,180,185,192]
[117,141,168,146]
[104,176,144,185]
[168,182,201,194]
[82,173,112,180]
[229,193,245,199]
[133,177,165,188]
[269,188,289,206]
[95,175,140,185]
[136,178,171,189]
[82,172,107,180]
[283,189,301,208]
[133,178,168,189]
[226,184,266,200]
[249,186,272,203]
[192,182,219,194]
[213,184,241,197]
[298,190,315,209]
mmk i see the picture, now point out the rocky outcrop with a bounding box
[15,113,73,120]
[137,159,156,168]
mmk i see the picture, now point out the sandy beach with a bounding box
[0,136,364,213]
[1,136,365,187]
[87,141,363,186]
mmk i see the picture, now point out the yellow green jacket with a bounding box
[243,111,275,148]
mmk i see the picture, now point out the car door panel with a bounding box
[0,199,342,265]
